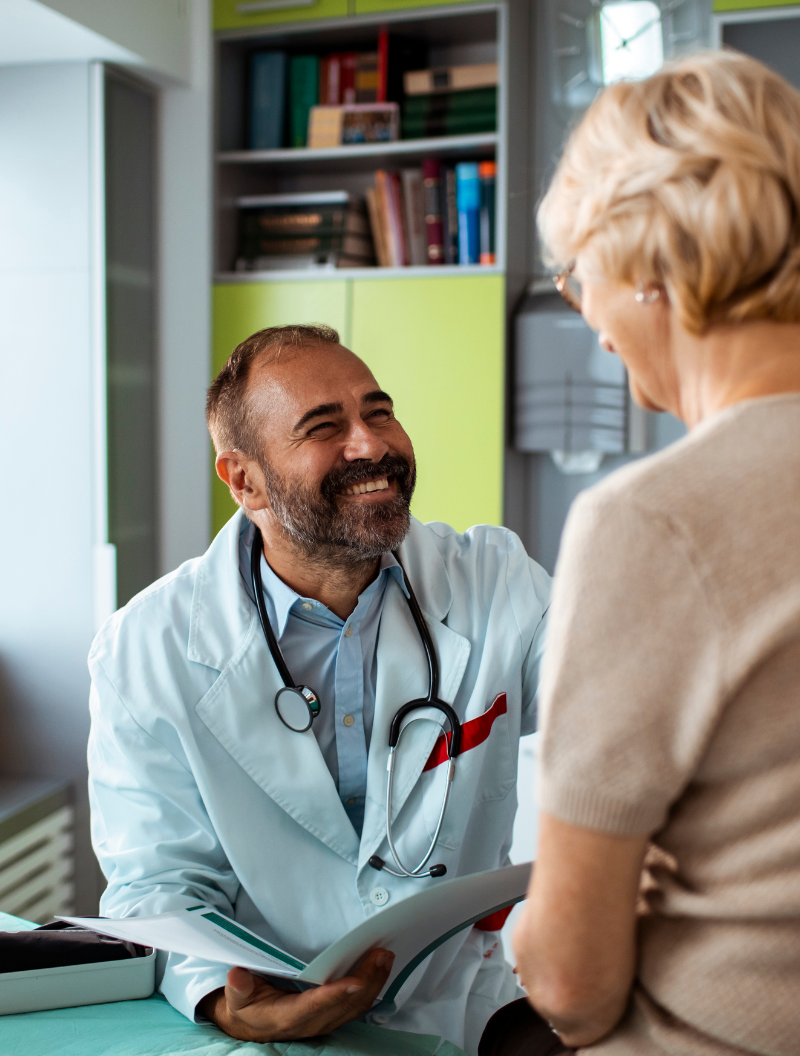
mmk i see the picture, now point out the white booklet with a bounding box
[62,862,531,1003]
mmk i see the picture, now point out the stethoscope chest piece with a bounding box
[275,686,321,733]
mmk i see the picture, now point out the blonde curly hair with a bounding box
[538,49,800,334]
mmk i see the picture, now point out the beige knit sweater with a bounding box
[537,394,800,1056]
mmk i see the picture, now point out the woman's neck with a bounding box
[673,319,800,428]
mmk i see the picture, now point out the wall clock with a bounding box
[549,0,710,114]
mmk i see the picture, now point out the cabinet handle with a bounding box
[237,0,317,12]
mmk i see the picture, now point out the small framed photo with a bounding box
[307,104,400,148]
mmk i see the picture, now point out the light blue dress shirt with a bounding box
[239,522,407,836]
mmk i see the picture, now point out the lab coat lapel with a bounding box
[360,530,471,872]
[190,513,360,866]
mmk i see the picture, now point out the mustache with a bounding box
[320,454,413,501]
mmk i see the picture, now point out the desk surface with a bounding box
[1,992,465,1056]
[0,914,466,1056]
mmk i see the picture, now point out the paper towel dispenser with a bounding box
[514,293,646,471]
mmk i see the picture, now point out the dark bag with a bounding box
[0,921,149,974]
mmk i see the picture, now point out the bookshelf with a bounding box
[212,0,523,535]
[214,3,506,278]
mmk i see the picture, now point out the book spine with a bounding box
[441,166,459,265]
[355,53,379,104]
[479,161,496,265]
[377,29,389,104]
[387,171,409,266]
[249,52,287,150]
[341,53,357,105]
[456,162,481,265]
[401,169,427,267]
[375,170,402,267]
[289,55,319,148]
[404,63,498,95]
[320,56,342,106]
[366,187,390,267]
[421,159,444,265]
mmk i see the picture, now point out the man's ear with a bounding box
[215,450,270,512]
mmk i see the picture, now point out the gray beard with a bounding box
[261,462,414,568]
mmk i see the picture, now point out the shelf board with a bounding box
[215,264,504,283]
[218,133,498,168]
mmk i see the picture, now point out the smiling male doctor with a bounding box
[87,324,550,1053]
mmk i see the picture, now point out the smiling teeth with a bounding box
[342,477,389,496]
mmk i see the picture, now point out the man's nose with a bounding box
[343,419,389,462]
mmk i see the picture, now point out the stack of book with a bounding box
[402,63,497,139]
[367,159,496,268]
[235,192,375,271]
[249,32,428,150]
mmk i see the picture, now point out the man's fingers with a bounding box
[290,949,395,1029]
[225,967,258,1011]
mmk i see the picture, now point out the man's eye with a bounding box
[369,408,392,421]
[308,421,337,436]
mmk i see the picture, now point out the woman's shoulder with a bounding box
[578,393,800,526]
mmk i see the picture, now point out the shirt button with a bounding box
[344,626,353,638]
[302,602,313,611]
[343,714,355,727]
[370,887,390,907]
[346,797,356,806]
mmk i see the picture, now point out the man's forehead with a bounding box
[248,343,379,410]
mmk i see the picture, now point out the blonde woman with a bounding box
[483,51,800,1056]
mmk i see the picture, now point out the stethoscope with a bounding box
[250,530,461,879]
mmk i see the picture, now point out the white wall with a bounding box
[0,61,104,911]
[0,1,212,912]
[38,0,192,82]
[158,0,212,575]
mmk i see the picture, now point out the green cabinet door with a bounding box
[351,274,504,533]
[214,0,349,30]
[354,0,482,12]
[713,0,799,9]
[356,0,483,10]
[211,280,349,535]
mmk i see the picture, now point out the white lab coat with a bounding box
[87,513,550,1054]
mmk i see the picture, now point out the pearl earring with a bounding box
[635,282,661,304]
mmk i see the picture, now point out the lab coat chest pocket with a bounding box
[421,693,516,850]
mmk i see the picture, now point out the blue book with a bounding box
[250,52,287,150]
[455,163,480,265]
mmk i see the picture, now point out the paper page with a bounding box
[299,861,532,1000]
[60,906,306,978]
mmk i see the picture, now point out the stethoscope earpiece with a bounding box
[250,528,461,881]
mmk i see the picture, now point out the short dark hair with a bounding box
[206,323,341,454]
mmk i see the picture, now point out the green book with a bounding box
[289,56,319,148]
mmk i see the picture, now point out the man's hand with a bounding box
[200,948,395,1042]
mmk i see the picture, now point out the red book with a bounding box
[377,28,389,103]
[340,52,357,105]
[320,54,341,105]
[387,171,409,265]
[422,159,444,265]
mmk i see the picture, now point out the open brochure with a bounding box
[62,861,531,1003]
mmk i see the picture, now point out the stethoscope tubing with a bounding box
[249,525,461,878]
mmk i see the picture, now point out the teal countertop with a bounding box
[0,913,465,1056]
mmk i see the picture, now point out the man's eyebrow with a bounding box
[294,402,344,431]
[362,390,393,405]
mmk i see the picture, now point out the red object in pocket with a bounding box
[423,693,508,771]
[474,905,515,932]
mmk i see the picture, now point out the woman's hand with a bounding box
[200,948,394,1042]
[512,814,647,1048]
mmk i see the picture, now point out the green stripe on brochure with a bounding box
[383,895,526,1005]
[202,912,307,971]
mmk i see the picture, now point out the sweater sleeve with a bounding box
[537,486,724,837]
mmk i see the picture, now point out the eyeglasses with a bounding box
[553,262,582,313]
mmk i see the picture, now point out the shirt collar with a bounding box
[243,518,408,639]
